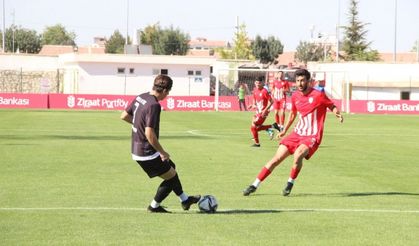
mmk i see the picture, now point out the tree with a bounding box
[295,41,326,65]
[41,24,76,46]
[140,24,189,55]
[155,26,189,55]
[252,35,284,64]
[0,25,41,53]
[233,24,253,60]
[218,23,253,60]
[216,43,234,59]
[342,0,379,61]
[140,23,160,48]
[411,40,419,53]
[105,30,126,54]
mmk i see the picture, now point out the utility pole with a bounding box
[336,0,341,63]
[11,8,14,53]
[126,0,129,46]
[235,16,239,60]
[2,0,5,53]
[393,0,397,63]
[417,39,419,63]
[125,0,129,54]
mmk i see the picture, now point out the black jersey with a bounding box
[125,92,161,158]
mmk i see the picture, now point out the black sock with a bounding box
[154,179,172,203]
[168,174,183,196]
[153,174,184,202]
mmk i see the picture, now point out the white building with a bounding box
[309,62,419,101]
[2,53,419,101]
[59,53,216,96]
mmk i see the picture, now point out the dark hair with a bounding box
[153,74,173,92]
[295,69,311,81]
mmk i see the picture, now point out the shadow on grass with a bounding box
[0,134,128,141]
[0,143,38,146]
[160,135,212,140]
[49,135,128,140]
[294,192,419,197]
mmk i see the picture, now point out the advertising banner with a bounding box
[2,93,419,114]
[350,100,419,114]
[160,96,238,111]
[48,94,134,110]
[0,93,48,109]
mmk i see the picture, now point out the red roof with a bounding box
[39,45,105,56]
[189,38,228,48]
[379,52,417,63]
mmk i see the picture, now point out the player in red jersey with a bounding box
[271,71,290,129]
[243,69,343,196]
[248,78,276,147]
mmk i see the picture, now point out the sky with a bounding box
[4,0,419,52]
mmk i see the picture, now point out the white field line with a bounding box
[1,128,418,137]
[186,130,211,137]
[0,207,418,213]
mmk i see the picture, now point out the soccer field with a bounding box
[0,109,418,245]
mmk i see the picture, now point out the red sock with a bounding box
[275,114,280,124]
[257,167,271,181]
[258,125,271,131]
[279,114,285,126]
[251,126,259,144]
[290,167,301,179]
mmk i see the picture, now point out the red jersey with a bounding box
[291,88,334,144]
[272,80,289,101]
[252,87,270,114]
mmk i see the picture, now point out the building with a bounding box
[187,38,228,57]
[308,62,419,101]
[59,53,215,96]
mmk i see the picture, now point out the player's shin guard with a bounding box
[257,167,272,182]
[275,114,280,124]
[289,167,301,180]
[154,179,173,203]
[167,174,184,196]
[251,126,259,144]
[258,125,271,131]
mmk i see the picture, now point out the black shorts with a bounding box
[136,157,176,178]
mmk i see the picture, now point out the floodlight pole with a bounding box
[416,39,419,63]
[336,0,341,63]
[2,0,5,53]
[125,0,129,54]
[393,0,397,63]
[11,8,14,53]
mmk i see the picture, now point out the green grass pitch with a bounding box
[0,109,418,245]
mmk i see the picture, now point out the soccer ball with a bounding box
[198,195,218,213]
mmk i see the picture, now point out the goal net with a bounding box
[214,68,349,112]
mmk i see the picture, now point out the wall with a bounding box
[309,62,419,100]
[70,63,211,96]
[0,54,58,71]
[59,54,214,96]
[2,54,419,100]
[0,54,63,93]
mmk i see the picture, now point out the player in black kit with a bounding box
[121,74,200,213]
